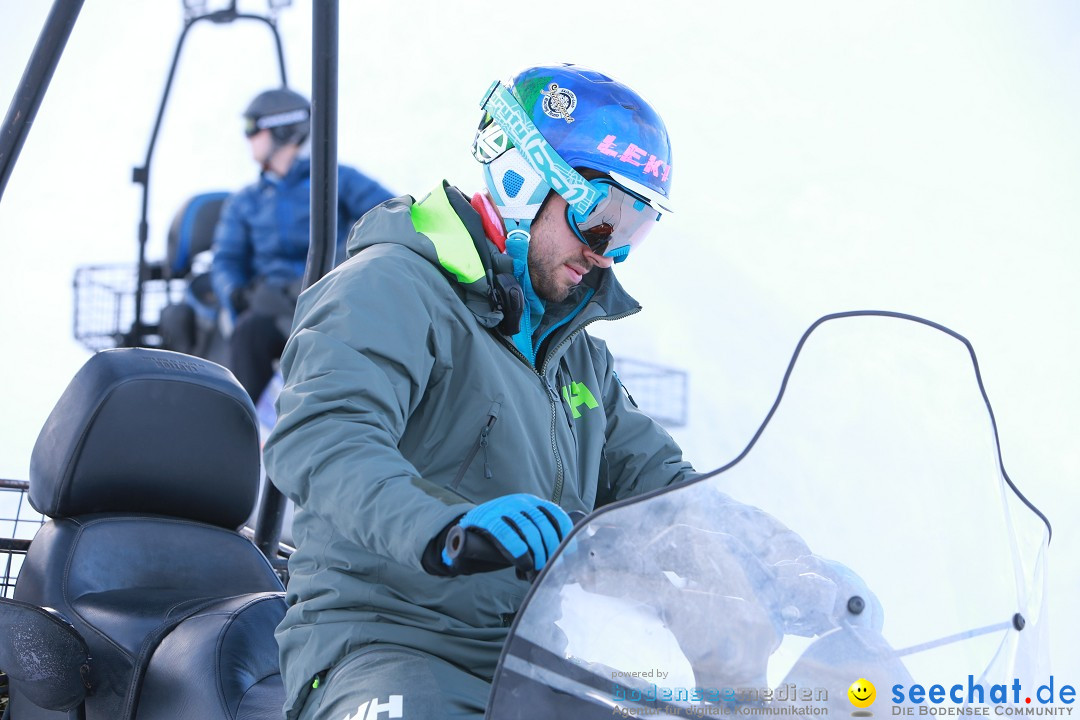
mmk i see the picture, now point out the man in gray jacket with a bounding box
[264,63,695,720]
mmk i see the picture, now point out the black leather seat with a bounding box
[10,348,286,720]
[158,191,231,364]
[166,191,230,281]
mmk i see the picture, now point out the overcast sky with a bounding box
[1,1,1077,679]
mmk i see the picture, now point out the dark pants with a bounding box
[297,645,490,720]
[229,310,286,401]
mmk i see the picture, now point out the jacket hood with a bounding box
[346,182,507,328]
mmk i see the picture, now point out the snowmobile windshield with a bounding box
[487,313,1051,720]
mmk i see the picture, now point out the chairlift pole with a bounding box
[129,6,289,346]
[303,0,340,286]
[0,0,85,203]
[253,0,339,559]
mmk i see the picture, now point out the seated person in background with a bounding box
[211,87,393,401]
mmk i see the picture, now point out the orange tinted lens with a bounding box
[580,223,614,254]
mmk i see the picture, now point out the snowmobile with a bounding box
[0,308,1053,719]
[0,2,1054,720]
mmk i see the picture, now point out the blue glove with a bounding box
[442,494,573,577]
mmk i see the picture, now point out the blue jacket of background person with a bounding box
[210,156,393,318]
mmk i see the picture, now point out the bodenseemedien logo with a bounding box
[850,678,877,717]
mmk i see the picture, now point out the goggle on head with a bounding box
[243,108,311,138]
[472,80,672,263]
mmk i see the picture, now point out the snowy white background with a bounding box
[1,0,1076,681]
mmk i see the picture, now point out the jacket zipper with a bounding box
[490,333,566,504]
[537,308,640,504]
[449,407,500,490]
[489,306,640,506]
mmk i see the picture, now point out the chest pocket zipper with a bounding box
[555,362,575,430]
[449,399,503,491]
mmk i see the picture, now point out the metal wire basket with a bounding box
[72,263,186,352]
[612,357,689,428]
[0,479,44,599]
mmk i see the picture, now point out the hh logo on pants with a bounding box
[343,695,403,720]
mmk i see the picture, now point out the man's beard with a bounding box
[528,250,575,303]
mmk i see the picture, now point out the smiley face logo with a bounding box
[848,678,876,709]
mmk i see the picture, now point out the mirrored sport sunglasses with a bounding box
[565,177,669,263]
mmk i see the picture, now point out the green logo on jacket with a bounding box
[561,382,599,419]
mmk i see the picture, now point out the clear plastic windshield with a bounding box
[487,314,1051,719]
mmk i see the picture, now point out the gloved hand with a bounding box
[440,494,573,579]
[229,286,249,316]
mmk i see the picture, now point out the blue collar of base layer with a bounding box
[504,229,546,366]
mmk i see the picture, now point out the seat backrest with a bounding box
[14,348,283,720]
[167,191,230,277]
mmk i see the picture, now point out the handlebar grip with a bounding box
[444,525,509,567]
[443,510,588,569]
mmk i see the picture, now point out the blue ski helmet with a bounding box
[472,64,673,260]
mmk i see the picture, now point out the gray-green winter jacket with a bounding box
[263,182,695,718]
